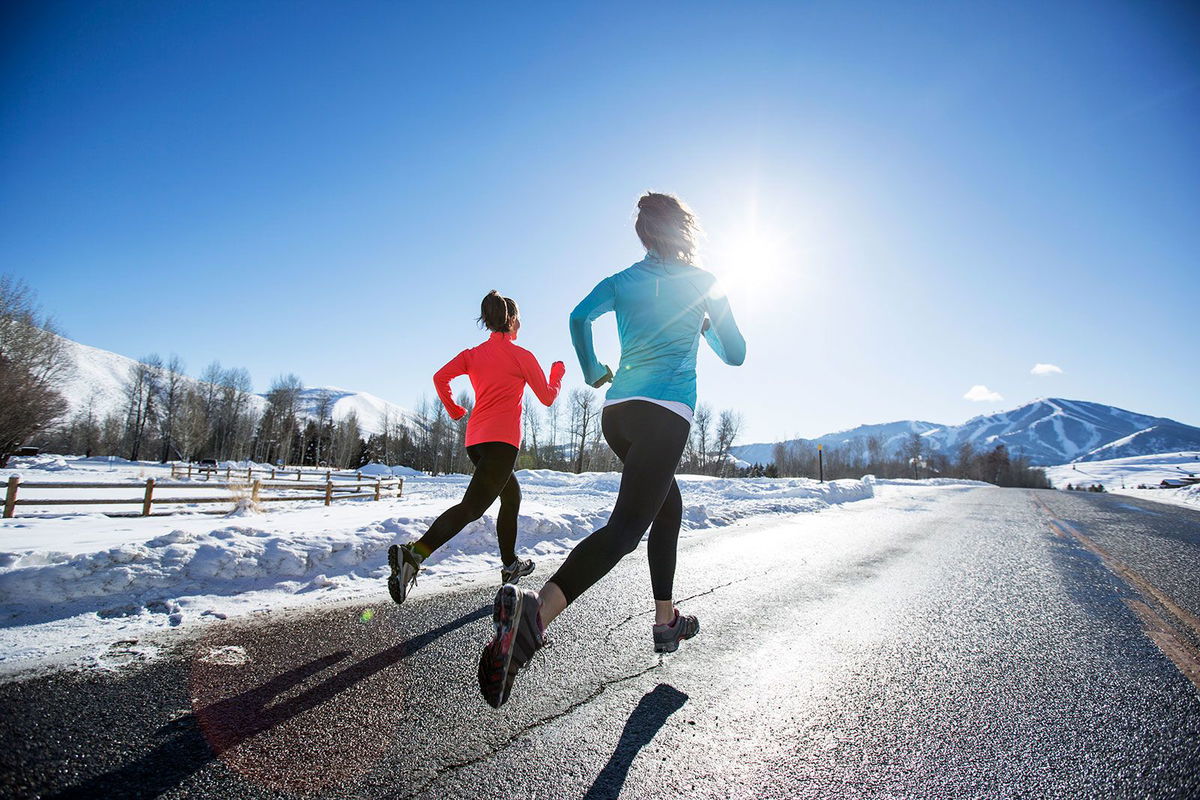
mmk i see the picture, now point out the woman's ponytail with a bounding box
[479,290,519,333]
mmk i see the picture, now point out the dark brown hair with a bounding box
[635,192,700,264]
[478,290,519,333]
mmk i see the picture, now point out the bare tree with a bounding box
[175,389,208,463]
[331,410,362,468]
[451,390,473,473]
[311,390,334,466]
[155,355,186,462]
[0,276,72,465]
[546,400,560,466]
[64,392,101,457]
[901,431,925,478]
[569,388,599,474]
[522,392,542,468]
[259,374,303,465]
[122,355,164,461]
[713,409,742,476]
[692,403,712,474]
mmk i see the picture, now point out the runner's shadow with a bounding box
[48,604,490,799]
[581,683,689,800]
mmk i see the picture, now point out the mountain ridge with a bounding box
[731,397,1200,466]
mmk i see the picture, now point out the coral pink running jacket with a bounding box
[433,331,565,448]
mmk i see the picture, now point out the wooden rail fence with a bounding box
[3,474,404,518]
[169,463,402,483]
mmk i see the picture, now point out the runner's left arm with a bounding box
[518,350,566,406]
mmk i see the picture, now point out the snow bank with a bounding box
[0,461,887,671]
[874,477,992,488]
[1114,483,1200,511]
[358,462,423,477]
[6,455,72,472]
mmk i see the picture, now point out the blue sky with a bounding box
[3,0,1197,443]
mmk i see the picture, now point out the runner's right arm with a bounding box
[569,277,615,387]
[432,350,470,419]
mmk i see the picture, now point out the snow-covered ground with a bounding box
[0,456,990,677]
[1044,451,1200,510]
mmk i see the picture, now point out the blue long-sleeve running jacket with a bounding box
[569,253,746,411]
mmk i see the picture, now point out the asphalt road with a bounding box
[2,486,1199,799]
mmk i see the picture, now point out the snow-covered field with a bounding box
[1044,451,1200,510]
[0,455,949,676]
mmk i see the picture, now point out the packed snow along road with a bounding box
[1044,451,1200,509]
[0,456,913,674]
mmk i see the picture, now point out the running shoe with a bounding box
[500,558,535,585]
[652,608,700,653]
[478,584,545,708]
[387,543,421,605]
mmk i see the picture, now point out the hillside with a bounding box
[52,335,414,436]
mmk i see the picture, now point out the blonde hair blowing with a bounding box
[635,192,701,265]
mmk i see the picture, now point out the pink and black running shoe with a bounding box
[478,584,545,708]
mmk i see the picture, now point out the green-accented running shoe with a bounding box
[500,558,535,585]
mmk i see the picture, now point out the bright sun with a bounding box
[717,226,788,291]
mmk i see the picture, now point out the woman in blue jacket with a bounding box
[479,192,746,707]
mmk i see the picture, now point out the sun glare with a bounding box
[717,226,788,291]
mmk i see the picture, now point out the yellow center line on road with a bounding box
[1030,492,1200,691]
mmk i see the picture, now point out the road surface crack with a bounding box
[603,577,753,643]
[390,662,661,799]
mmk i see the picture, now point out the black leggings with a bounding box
[414,442,521,565]
[548,400,691,604]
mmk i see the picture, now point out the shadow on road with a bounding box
[581,683,689,800]
[47,604,490,799]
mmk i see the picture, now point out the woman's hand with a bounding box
[551,361,566,381]
[591,365,614,388]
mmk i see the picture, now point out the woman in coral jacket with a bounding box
[387,291,565,605]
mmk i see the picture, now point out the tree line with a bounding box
[769,431,1052,488]
[30,331,750,477]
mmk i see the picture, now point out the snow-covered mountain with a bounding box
[292,387,417,434]
[730,420,941,466]
[51,335,414,436]
[732,398,1200,466]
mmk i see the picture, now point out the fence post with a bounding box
[187,463,192,478]
[252,479,261,504]
[374,478,381,501]
[247,467,252,482]
[225,466,231,480]
[397,477,404,498]
[142,478,155,517]
[324,480,332,506]
[325,470,331,482]
[4,476,19,519]
[271,468,276,479]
